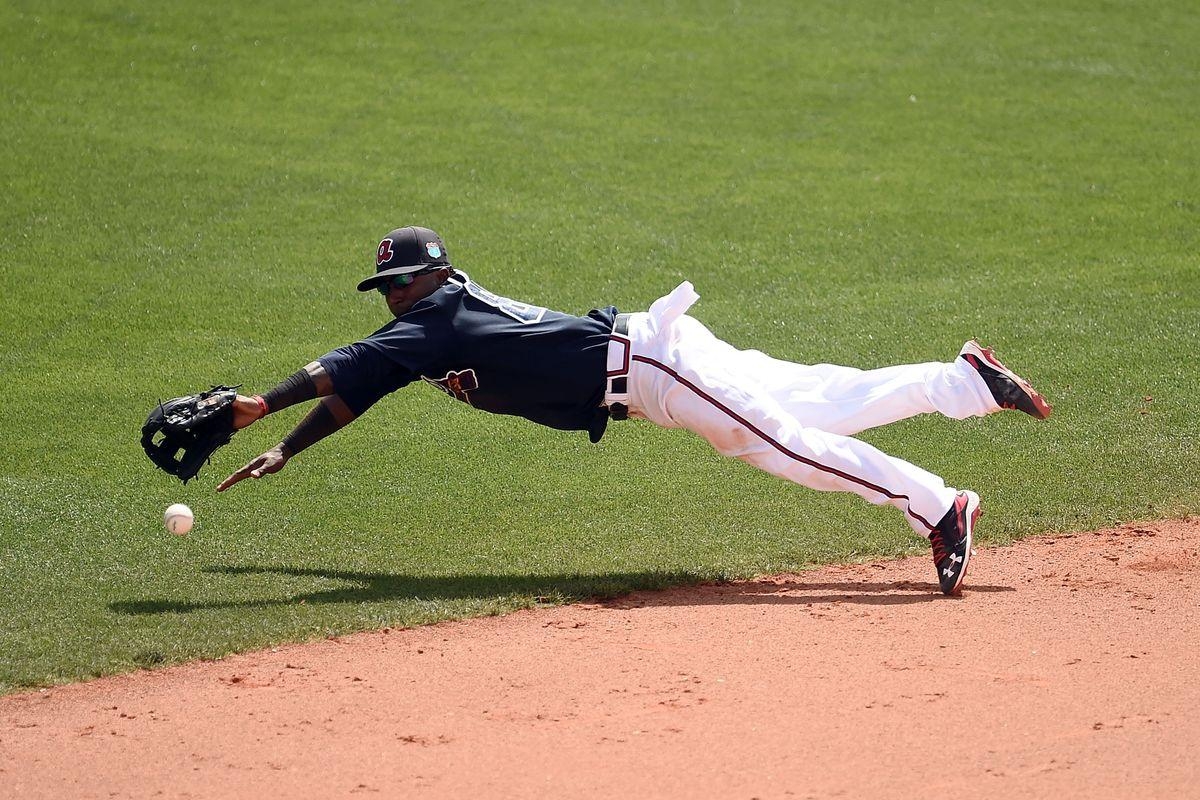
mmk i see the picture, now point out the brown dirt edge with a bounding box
[3,518,1198,799]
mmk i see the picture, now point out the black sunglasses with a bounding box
[375,267,443,295]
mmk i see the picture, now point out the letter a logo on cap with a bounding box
[377,238,395,266]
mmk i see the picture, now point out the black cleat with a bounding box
[959,340,1053,419]
[930,490,980,596]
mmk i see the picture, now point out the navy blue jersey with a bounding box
[318,272,618,441]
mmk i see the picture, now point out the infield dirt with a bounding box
[2,518,1197,799]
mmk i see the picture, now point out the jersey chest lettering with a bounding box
[462,279,547,324]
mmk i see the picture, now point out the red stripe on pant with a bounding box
[632,354,939,531]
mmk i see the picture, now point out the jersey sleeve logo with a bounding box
[377,238,395,266]
[424,369,480,403]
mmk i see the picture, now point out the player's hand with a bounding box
[231,395,267,430]
[216,446,288,492]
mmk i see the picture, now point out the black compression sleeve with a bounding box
[261,369,318,413]
[280,401,341,456]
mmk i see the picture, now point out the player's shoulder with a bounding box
[366,294,456,340]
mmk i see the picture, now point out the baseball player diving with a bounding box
[177,226,1054,596]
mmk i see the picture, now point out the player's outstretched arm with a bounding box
[217,392,357,492]
[230,361,334,431]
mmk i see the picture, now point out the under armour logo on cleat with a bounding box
[941,554,963,577]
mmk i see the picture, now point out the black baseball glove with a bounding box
[141,385,241,483]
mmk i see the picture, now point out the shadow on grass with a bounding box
[108,565,707,615]
[109,565,1015,615]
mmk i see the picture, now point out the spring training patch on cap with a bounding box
[426,242,442,259]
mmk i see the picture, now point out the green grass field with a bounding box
[1,0,1197,693]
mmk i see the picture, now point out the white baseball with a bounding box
[164,503,194,535]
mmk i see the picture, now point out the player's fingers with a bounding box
[249,452,284,479]
[216,461,256,492]
[216,472,245,492]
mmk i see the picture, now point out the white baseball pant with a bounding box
[605,282,1001,535]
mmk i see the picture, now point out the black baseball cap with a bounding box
[357,226,452,292]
